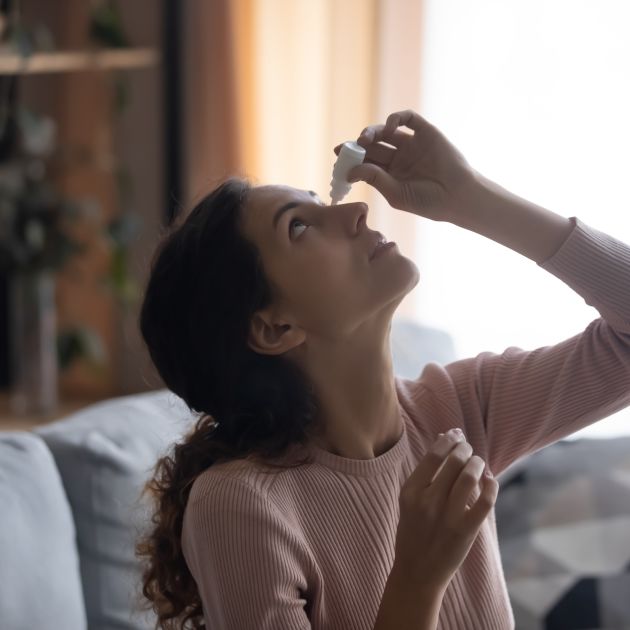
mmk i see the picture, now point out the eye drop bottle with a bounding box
[329,141,366,205]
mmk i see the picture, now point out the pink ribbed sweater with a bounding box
[181,216,630,629]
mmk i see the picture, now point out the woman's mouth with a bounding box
[371,240,397,260]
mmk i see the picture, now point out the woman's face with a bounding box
[240,184,419,349]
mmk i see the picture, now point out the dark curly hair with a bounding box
[134,177,320,629]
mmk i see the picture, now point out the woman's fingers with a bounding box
[384,109,435,136]
[332,125,409,154]
[461,473,499,532]
[358,125,411,149]
[332,118,414,168]
[346,163,402,208]
[332,109,434,168]
[333,140,396,169]
[361,140,396,166]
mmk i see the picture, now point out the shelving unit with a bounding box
[0,47,160,75]
[0,0,181,420]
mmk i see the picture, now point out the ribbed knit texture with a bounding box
[181,216,630,629]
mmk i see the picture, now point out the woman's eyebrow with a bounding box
[272,190,319,231]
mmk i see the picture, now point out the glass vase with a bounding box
[8,269,59,416]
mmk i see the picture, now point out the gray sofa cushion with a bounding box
[390,316,458,378]
[34,390,197,630]
[0,432,87,630]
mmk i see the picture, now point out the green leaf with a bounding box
[56,326,107,372]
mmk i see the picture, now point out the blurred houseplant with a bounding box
[0,0,142,415]
[0,107,103,414]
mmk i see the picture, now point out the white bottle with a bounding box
[329,141,366,205]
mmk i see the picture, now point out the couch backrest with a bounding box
[34,389,197,630]
[0,432,88,630]
[390,316,457,378]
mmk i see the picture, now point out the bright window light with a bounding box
[417,0,630,439]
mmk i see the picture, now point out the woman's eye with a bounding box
[289,217,308,238]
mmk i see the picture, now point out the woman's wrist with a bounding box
[447,170,574,264]
[374,563,448,630]
[388,560,449,603]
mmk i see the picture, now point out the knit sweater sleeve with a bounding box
[181,473,313,630]
[421,216,630,478]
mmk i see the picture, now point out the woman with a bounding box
[136,109,630,629]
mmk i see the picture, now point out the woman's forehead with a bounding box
[253,184,312,201]
[247,186,322,218]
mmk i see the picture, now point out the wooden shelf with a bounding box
[0,391,104,432]
[0,47,161,75]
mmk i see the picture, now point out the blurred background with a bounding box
[0,0,628,440]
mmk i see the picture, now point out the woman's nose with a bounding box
[349,202,368,232]
[327,200,368,232]
[356,209,367,232]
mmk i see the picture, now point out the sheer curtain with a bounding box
[417,0,630,438]
[182,0,425,319]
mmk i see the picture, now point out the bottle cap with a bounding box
[340,141,366,159]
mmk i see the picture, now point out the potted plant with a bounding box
[0,1,143,415]
[0,104,139,415]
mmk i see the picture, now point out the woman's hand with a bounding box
[334,109,478,223]
[393,430,498,593]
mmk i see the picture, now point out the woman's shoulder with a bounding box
[187,444,313,508]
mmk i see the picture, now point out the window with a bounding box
[417,0,630,438]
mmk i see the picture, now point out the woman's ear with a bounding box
[247,311,305,355]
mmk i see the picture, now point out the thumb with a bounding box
[348,163,400,205]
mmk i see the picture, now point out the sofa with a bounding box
[1,316,628,630]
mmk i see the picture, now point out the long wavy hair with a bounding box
[134,177,320,629]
